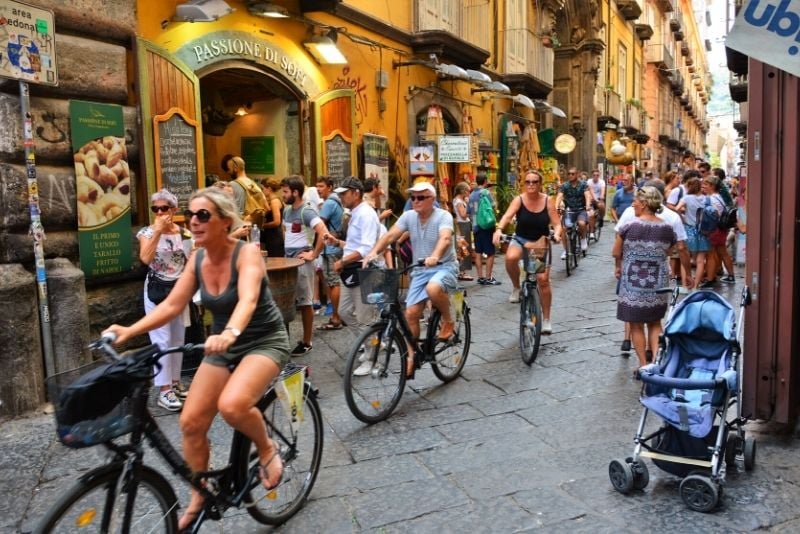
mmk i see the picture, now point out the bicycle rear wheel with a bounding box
[343,324,407,423]
[570,231,580,268]
[519,284,543,365]
[241,382,323,525]
[35,463,178,534]
[563,233,572,277]
[430,302,470,382]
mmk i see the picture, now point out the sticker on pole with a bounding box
[0,0,58,86]
[726,0,800,78]
[275,370,305,433]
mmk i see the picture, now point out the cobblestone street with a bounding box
[3,235,800,533]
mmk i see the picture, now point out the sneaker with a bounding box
[508,288,520,303]
[352,360,374,376]
[621,339,632,352]
[598,219,604,228]
[157,389,182,411]
[172,382,189,400]
[580,238,588,251]
[560,251,567,260]
[477,277,487,285]
[699,279,716,289]
[312,301,322,310]
[589,232,596,241]
[721,275,735,284]
[325,302,334,315]
[485,276,501,286]
[541,319,552,334]
[291,341,313,356]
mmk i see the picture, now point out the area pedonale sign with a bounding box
[726,0,800,78]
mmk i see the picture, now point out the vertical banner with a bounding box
[363,133,389,192]
[69,100,132,277]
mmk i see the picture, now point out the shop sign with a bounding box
[69,100,132,277]
[437,135,471,163]
[363,133,389,192]
[176,31,314,94]
[726,0,800,78]
[0,0,58,85]
[324,132,352,181]
[241,136,275,175]
[409,146,435,176]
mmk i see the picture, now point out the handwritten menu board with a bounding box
[324,133,352,181]
[153,108,201,212]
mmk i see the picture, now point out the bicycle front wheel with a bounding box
[35,463,178,534]
[563,234,572,277]
[343,323,408,424]
[430,302,471,382]
[570,231,580,268]
[519,284,543,365]
[241,382,323,526]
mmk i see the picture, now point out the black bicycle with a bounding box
[343,261,471,424]
[560,208,581,275]
[518,239,552,365]
[36,336,323,533]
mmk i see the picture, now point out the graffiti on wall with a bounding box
[332,66,368,126]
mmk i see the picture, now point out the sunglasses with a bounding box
[410,195,431,202]
[182,209,213,223]
[150,205,172,214]
[524,180,540,185]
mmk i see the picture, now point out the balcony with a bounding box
[681,42,690,57]
[617,0,643,21]
[500,30,554,98]
[679,93,689,106]
[635,22,654,41]
[598,90,622,130]
[672,14,685,41]
[658,121,674,144]
[729,73,748,103]
[646,44,674,71]
[656,0,675,12]
[622,104,641,133]
[670,72,684,95]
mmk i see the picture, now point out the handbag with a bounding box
[147,272,176,304]
[340,263,360,288]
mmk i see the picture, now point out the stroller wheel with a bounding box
[679,475,719,513]
[743,437,757,471]
[631,461,650,490]
[725,433,742,468]
[609,458,634,494]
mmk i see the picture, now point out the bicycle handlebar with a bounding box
[90,336,205,363]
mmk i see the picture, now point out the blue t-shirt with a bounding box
[612,188,635,216]
[319,193,344,255]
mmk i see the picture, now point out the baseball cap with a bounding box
[334,176,364,194]
[407,182,436,195]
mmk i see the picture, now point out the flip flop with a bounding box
[316,321,343,331]
[457,274,474,281]
[259,440,284,490]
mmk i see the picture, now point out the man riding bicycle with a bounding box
[363,181,458,377]
[587,169,606,238]
[555,166,593,258]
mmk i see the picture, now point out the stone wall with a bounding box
[0,0,143,415]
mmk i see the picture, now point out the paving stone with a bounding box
[345,427,450,462]
[313,455,431,499]
[387,403,484,433]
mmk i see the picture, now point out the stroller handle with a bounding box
[638,372,722,390]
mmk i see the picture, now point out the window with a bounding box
[417,0,458,33]
[506,0,527,72]
[617,43,628,102]
[633,60,641,101]
[461,0,490,51]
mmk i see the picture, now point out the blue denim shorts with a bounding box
[406,264,458,307]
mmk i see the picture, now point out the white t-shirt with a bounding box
[344,201,383,259]
[588,179,606,202]
[616,205,687,241]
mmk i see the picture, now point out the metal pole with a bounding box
[19,80,56,378]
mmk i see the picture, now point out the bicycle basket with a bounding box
[45,346,159,448]
[358,268,401,305]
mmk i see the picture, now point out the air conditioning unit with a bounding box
[175,0,233,22]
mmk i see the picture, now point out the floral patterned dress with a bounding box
[617,218,676,323]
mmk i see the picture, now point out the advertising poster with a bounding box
[0,0,58,85]
[363,133,389,192]
[409,145,434,176]
[70,100,132,277]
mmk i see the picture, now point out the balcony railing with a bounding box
[505,29,554,86]
[607,90,622,121]
[623,105,641,131]
[645,44,674,71]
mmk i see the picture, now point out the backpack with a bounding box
[476,189,497,230]
[234,177,268,227]
[323,195,349,241]
[718,205,738,230]
[696,197,720,235]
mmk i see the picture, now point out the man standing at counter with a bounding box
[281,175,328,356]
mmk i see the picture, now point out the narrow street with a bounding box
[3,234,799,533]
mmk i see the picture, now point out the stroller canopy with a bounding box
[664,291,736,358]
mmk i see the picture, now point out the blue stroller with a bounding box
[609,287,755,512]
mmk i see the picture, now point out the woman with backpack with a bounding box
[675,177,708,290]
[703,176,735,285]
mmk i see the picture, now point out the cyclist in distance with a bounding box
[587,169,606,238]
[493,170,562,334]
[363,181,458,377]
[555,166,593,258]
[104,188,291,531]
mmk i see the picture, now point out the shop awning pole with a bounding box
[20,80,56,378]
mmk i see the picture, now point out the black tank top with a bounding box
[196,241,284,343]
[515,195,550,241]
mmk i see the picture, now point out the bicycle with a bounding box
[342,260,471,424]
[560,208,581,275]
[517,237,553,365]
[36,336,323,533]
[588,205,602,244]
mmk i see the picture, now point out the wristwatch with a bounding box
[222,326,241,338]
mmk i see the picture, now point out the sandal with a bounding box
[457,274,474,281]
[316,320,344,331]
[437,321,456,342]
[259,440,284,490]
[178,507,203,533]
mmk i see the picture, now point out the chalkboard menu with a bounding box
[325,133,352,181]
[153,108,201,212]
[242,136,275,174]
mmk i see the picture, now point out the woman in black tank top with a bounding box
[491,171,564,334]
[104,188,290,530]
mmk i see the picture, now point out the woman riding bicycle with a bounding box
[493,170,562,334]
[362,181,458,377]
[104,188,291,531]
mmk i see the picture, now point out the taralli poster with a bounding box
[70,100,132,277]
